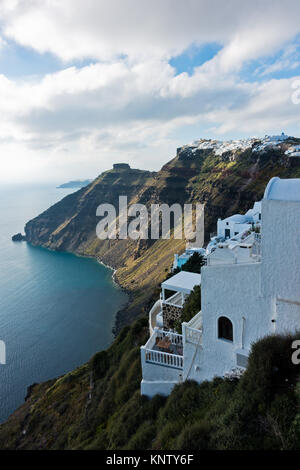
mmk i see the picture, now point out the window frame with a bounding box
[217,316,233,342]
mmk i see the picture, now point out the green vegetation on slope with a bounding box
[0,315,299,450]
[24,148,300,330]
[4,145,299,450]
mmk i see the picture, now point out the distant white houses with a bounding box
[217,201,261,240]
[285,144,300,158]
[178,132,292,158]
[252,132,290,152]
[265,132,289,142]
[140,177,300,398]
[173,202,261,269]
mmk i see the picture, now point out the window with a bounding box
[218,316,233,341]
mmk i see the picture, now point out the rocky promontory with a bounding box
[12,233,26,242]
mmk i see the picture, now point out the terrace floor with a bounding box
[153,342,183,356]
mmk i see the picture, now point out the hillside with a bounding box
[2,136,300,450]
[0,317,298,450]
[24,138,300,329]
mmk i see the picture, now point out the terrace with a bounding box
[149,271,201,332]
[141,328,184,377]
[207,232,261,267]
[160,271,201,330]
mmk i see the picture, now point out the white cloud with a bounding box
[1,0,300,65]
[205,77,300,135]
[0,1,300,182]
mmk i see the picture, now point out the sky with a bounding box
[1,0,300,183]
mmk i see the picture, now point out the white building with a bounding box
[265,132,289,142]
[217,201,261,240]
[140,177,300,397]
[285,144,300,157]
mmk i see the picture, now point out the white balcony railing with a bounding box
[156,329,183,346]
[149,299,162,334]
[185,327,202,345]
[144,349,183,369]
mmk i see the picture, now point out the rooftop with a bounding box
[264,177,300,202]
[223,213,249,223]
[162,271,201,294]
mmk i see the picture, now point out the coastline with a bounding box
[23,240,132,337]
[96,256,132,336]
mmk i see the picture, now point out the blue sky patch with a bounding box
[0,39,95,79]
[169,42,222,75]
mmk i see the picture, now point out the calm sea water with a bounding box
[0,184,128,422]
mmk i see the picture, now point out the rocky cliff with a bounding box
[2,137,300,449]
[25,139,300,328]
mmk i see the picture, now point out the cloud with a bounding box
[1,0,300,65]
[205,77,300,135]
[0,58,250,141]
[1,1,300,182]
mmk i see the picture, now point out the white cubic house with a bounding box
[140,177,300,397]
[216,201,261,240]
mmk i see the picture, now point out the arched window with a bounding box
[218,316,233,341]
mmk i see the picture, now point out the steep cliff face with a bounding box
[25,167,154,255]
[2,140,300,449]
[24,144,300,328]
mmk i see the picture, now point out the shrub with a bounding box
[175,421,212,450]
[126,421,156,450]
[181,252,206,274]
[91,350,109,380]
[239,333,300,406]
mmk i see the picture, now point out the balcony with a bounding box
[144,349,183,369]
[160,271,201,330]
[206,232,261,267]
[141,328,183,373]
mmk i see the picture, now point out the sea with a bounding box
[0,184,128,422]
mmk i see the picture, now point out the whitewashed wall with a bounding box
[261,200,300,303]
[217,219,251,238]
[186,262,270,382]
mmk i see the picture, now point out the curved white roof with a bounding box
[225,214,247,223]
[162,271,201,294]
[264,177,300,202]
